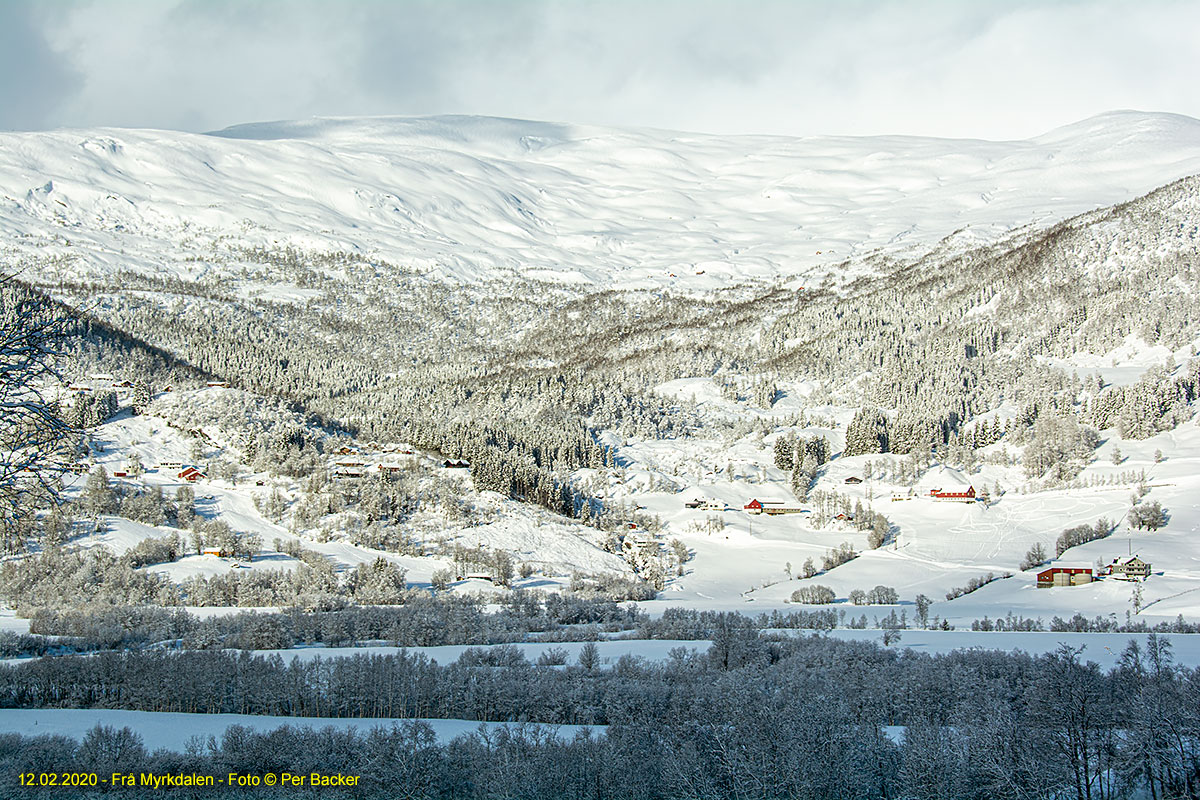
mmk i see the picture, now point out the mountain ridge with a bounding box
[2,111,1199,291]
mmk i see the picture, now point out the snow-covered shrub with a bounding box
[945,572,1009,600]
[1128,501,1168,531]
[821,542,857,571]
[1055,518,1112,556]
[791,585,836,604]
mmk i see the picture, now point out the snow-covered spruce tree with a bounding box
[772,435,795,470]
[174,485,195,529]
[130,379,153,415]
[83,466,116,518]
[843,408,888,456]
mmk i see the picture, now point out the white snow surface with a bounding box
[0,709,599,752]
[250,639,710,666]
[3,111,1200,289]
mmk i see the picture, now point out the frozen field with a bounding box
[0,709,601,752]
[233,631,1200,670]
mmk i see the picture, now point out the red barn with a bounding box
[1037,567,1093,588]
[744,499,764,514]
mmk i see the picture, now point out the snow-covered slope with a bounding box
[2,111,1200,288]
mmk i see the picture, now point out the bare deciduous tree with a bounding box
[0,278,74,553]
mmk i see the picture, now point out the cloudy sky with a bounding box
[2,0,1196,138]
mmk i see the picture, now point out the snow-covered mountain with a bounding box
[2,110,1200,288]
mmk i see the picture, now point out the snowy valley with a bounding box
[4,112,1197,625]
[3,111,1200,796]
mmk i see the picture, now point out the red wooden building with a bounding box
[929,486,977,501]
[1037,567,1093,588]
[178,466,205,483]
[744,499,806,516]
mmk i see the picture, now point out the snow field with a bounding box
[4,112,1200,293]
[0,709,601,753]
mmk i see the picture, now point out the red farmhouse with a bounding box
[929,486,976,500]
[178,467,205,483]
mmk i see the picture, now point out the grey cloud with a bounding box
[0,3,82,130]
[10,0,1200,137]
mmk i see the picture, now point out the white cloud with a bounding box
[5,0,1198,137]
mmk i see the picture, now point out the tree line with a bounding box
[2,631,1200,799]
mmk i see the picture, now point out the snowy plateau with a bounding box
[3,111,1200,782]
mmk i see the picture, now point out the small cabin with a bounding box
[206,381,230,388]
[1037,567,1093,588]
[844,476,863,484]
[744,499,764,514]
[442,459,470,469]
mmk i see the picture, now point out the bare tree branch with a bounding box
[0,275,76,553]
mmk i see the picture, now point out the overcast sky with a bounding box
[2,0,1196,139]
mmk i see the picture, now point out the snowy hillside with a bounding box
[3,110,1200,645]
[2,111,1200,289]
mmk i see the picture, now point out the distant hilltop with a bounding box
[2,111,1200,291]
